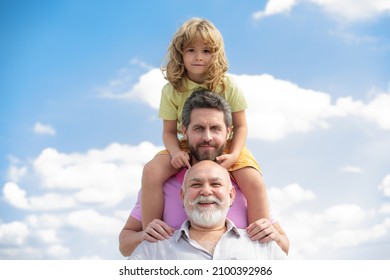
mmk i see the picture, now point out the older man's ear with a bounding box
[180,189,185,205]
[229,184,236,207]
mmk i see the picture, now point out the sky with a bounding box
[1,0,390,260]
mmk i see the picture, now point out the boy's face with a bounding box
[183,40,213,83]
[183,108,231,163]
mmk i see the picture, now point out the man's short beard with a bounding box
[189,142,226,162]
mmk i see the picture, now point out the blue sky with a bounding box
[1,0,390,259]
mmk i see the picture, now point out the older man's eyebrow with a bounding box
[190,176,223,182]
[209,176,223,182]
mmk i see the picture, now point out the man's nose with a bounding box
[202,129,212,141]
[199,184,213,195]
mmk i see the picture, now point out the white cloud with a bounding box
[3,182,30,209]
[253,0,297,20]
[360,93,390,129]
[0,141,163,257]
[379,204,390,214]
[284,205,388,258]
[269,183,316,213]
[267,183,388,259]
[26,214,64,229]
[98,68,165,109]
[234,74,335,140]
[233,74,390,140]
[3,142,163,211]
[253,0,390,22]
[379,174,390,197]
[2,182,77,210]
[35,229,61,244]
[7,165,27,182]
[33,122,56,136]
[323,204,367,226]
[66,209,124,236]
[0,221,29,245]
[340,166,362,173]
[32,142,161,207]
[46,244,70,258]
[310,0,390,22]
[335,90,390,129]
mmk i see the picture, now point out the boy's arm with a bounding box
[217,110,247,169]
[163,120,190,169]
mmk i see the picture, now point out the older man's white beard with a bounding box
[184,195,230,228]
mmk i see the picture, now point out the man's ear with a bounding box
[182,125,187,139]
[180,188,185,203]
[226,126,232,140]
[229,184,236,206]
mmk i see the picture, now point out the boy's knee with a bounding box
[142,160,155,176]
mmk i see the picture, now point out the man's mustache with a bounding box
[190,195,222,206]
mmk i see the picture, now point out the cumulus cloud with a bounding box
[66,209,124,236]
[7,165,27,182]
[379,204,390,214]
[33,122,56,136]
[253,0,390,22]
[340,166,362,173]
[35,229,61,244]
[2,141,163,210]
[97,68,165,109]
[3,182,30,209]
[233,74,336,140]
[253,0,297,20]
[265,183,389,259]
[0,221,29,246]
[3,182,77,210]
[379,174,390,197]
[335,92,390,129]
[32,142,161,207]
[2,141,163,213]
[239,75,390,139]
[269,183,316,213]
[323,204,367,226]
[282,204,388,258]
[46,244,70,258]
[0,141,168,259]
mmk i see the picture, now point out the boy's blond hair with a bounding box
[162,18,228,93]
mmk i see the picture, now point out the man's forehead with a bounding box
[190,108,225,124]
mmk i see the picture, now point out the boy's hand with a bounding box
[142,219,175,242]
[216,153,237,170]
[171,151,191,169]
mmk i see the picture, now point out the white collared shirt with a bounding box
[128,219,287,260]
